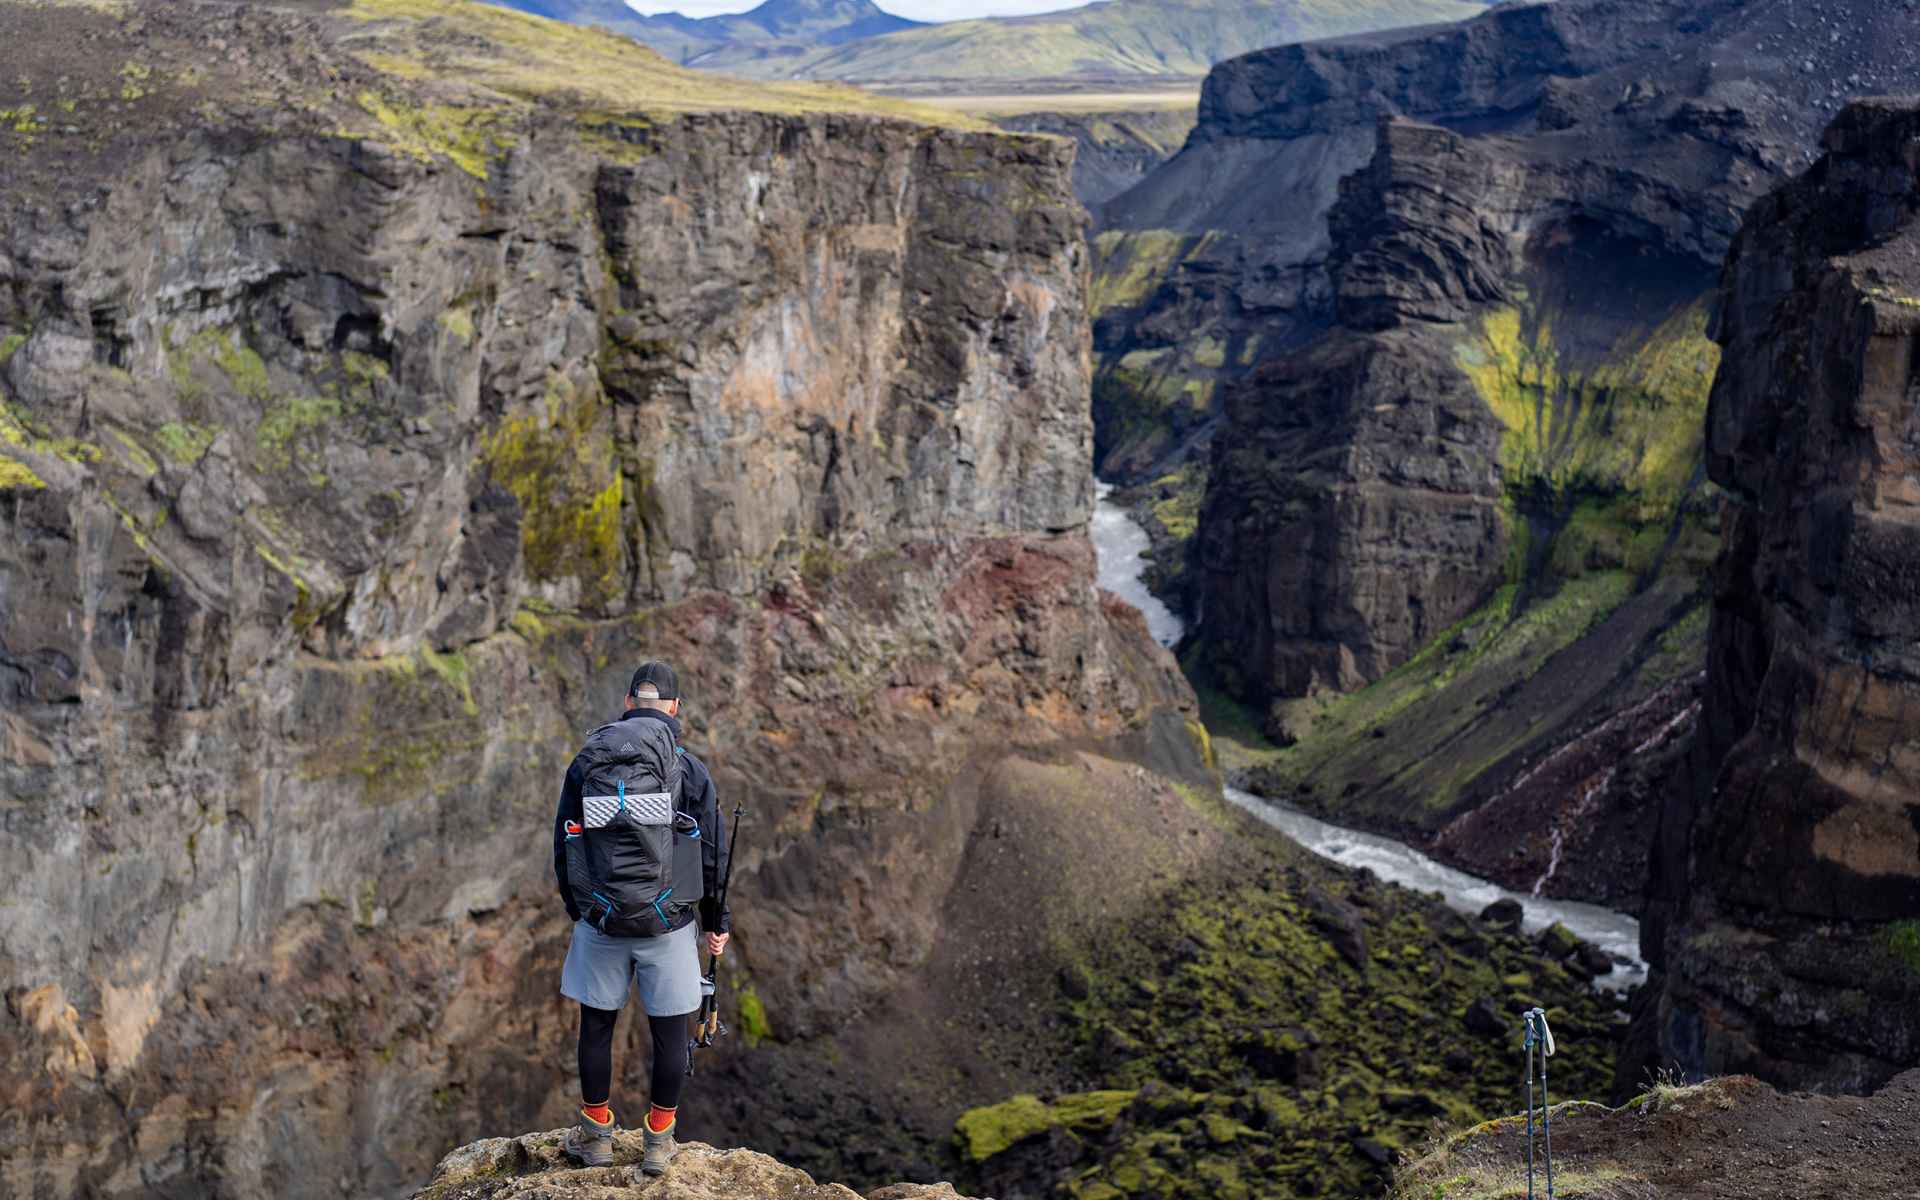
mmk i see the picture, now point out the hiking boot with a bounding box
[641,1119,677,1176]
[562,1109,615,1168]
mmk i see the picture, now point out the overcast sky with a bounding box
[625,1,1097,18]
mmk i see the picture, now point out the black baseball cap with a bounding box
[629,660,679,701]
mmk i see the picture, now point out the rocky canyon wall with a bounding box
[1089,0,1751,493]
[0,2,1200,1195]
[1646,98,1920,1094]
[1177,0,1909,705]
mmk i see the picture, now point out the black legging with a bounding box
[578,1004,690,1111]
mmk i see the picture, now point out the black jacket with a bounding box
[553,708,732,935]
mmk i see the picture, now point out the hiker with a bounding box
[552,661,732,1174]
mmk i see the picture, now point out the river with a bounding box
[1223,787,1646,992]
[1091,483,1185,648]
[1090,489,1647,993]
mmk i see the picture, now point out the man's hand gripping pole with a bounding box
[691,805,743,1066]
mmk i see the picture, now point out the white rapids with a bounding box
[1086,481,1647,994]
[1226,787,1648,994]
[1091,482,1186,649]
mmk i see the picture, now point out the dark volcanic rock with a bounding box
[1092,0,1777,490]
[1480,899,1523,930]
[1195,261,1512,697]
[1575,942,1615,980]
[1302,884,1370,969]
[1463,997,1505,1037]
[1431,675,1702,906]
[1646,98,1920,1095]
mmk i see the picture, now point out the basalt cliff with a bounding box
[0,2,1206,1196]
[1093,0,1920,907]
[1646,98,1920,1095]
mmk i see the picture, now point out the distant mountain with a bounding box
[484,0,922,68]
[483,0,1488,84]
[738,0,921,43]
[782,0,1490,84]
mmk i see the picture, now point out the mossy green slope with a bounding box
[957,822,1623,1199]
[343,0,991,134]
[1454,299,1719,522]
[1229,563,1708,832]
[482,374,627,610]
[1193,282,1720,833]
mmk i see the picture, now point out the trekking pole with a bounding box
[1522,1007,1556,1199]
[1539,1008,1556,1199]
[688,805,743,1074]
[1524,1016,1536,1197]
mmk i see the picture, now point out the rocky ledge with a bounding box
[1392,1069,1920,1199]
[415,1134,975,1200]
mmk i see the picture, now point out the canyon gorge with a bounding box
[2,0,1918,1197]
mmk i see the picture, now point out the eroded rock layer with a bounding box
[0,2,1199,1195]
[1647,98,1920,1093]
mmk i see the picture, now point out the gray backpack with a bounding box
[562,718,704,937]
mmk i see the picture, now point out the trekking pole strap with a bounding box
[1523,1007,1555,1057]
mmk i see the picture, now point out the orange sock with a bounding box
[582,1103,613,1126]
[645,1105,676,1134]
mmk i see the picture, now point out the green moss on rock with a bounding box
[736,985,772,1047]
[436,306,476,345]
[1092,230,1190,313]
[108,430,161,477]
[957,1090,1134,1163]
[1887,921,1920,973]
[419,645,479,716]
[483,377,626,608]
[357,89,511,180]
[964,854,1624,1199]
[1149,463,1204,543]
[154,421,217,462]
[1,399,102,485]
[257,395,342,467]
[0,455,46,490]
[957,1094,1054,1162]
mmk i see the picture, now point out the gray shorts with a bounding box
[560,920,702,1016]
